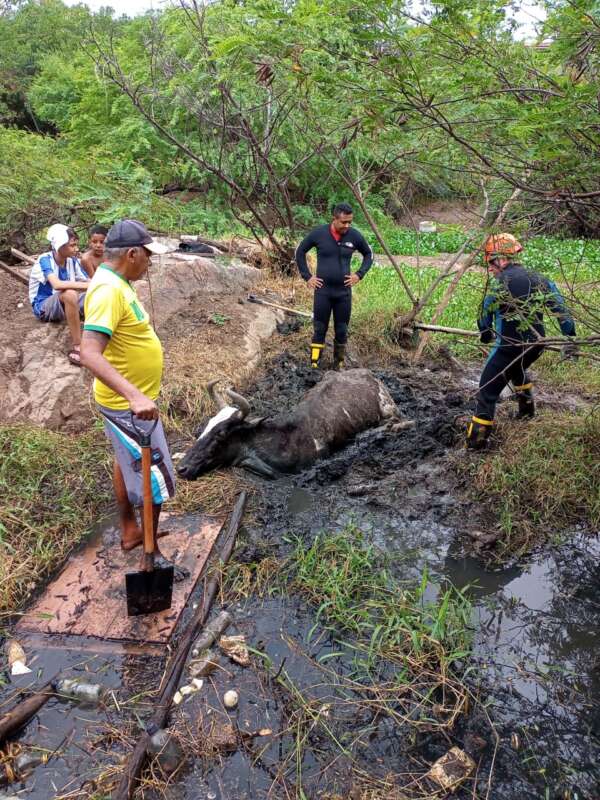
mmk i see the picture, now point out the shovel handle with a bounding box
[141,445,155,562]
[129,412,159,447]
[130,413,159,562]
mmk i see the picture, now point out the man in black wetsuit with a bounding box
[295,203,373,369]
[467,233,577,450]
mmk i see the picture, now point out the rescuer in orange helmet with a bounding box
[466,233,577,450]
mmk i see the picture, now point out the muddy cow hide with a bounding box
[177,368,398,479]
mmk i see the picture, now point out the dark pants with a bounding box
[476,343,544,420]
[313,285,352,344]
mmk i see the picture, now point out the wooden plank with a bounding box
[15,631,166,658]
[0,259,29,286]
[17,513,223,644]
[10,247,36,265]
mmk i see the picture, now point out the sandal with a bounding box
[68,349,82,367]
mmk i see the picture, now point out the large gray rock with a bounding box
[0,325,89,430]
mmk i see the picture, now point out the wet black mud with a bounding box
[2,351,599,799]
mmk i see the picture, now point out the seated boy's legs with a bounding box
[39,291,86,360]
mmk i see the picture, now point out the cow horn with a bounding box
[225,388,250,418]
[207,379,226,410]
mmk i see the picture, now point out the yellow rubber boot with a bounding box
[310,343,324,369]
[513,382,535,418]
[466,416,493,450]
[333,341,346,371]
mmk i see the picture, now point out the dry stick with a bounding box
[247,294,313,319]
[406,324,600,347]
[406,323,479,337]
[0,678,56,744]
[412,256,477,362]
[0,259,29,287]
[411,182,526,360]
[114,491,246,800]
[10,247,36,265]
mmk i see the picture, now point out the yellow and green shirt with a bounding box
[83,265,163,410]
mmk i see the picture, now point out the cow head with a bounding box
[176,381,251,480]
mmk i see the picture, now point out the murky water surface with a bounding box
[2,354,598,799]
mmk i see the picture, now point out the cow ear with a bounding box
[244,416,266,428]
[238,453,277,479]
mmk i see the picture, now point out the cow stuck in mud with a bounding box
[177,369,399,479]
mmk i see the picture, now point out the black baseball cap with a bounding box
[105,219,168,254]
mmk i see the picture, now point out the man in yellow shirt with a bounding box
[80,220,176,564]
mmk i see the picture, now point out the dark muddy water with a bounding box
[2,352,599,799]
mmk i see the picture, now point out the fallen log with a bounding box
[0,679,56,744]
[406,323,600,347]
[408,323,479,337]
[10,248,36,266]
[179,235,229,253]
[114,491,247,800]
[0,259,29,287]
[247,294,312,319]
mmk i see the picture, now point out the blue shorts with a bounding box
[98,405,176,507]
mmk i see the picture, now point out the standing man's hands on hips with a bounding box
[344,273,360,287]
[307,275,324,289]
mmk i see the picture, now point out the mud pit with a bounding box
[166,350,600,800]
[2,347,599,799]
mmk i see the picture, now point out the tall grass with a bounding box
[287,527,472,679]
[467,409,600,557]
[0,425,111,614]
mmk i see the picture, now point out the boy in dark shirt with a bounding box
[80,224,108,279]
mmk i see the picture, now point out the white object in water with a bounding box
[56,679,104,704]
[223,690,239,709]
[5,640,31,676]
[419,221,437,233]
[11,661,31,676]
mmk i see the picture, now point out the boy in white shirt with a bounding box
[29,223,90,365]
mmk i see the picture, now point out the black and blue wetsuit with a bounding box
[295,224,373,345]
[475,262,575,420]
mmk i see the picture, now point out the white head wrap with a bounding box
[47,224,71,252]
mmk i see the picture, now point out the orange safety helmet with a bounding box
[483,233,523,264]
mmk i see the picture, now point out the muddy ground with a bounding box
[2,334,599,799]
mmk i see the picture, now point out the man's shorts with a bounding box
[98,405,176,508]
[39,292,86,322]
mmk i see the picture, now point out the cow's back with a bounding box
[290,369,396,457]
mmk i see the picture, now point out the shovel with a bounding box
[125,414,174,616]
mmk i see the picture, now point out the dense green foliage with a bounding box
[289,527,472,674]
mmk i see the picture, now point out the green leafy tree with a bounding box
[0,0,90,128]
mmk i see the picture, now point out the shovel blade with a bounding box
[125,566,174,616]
